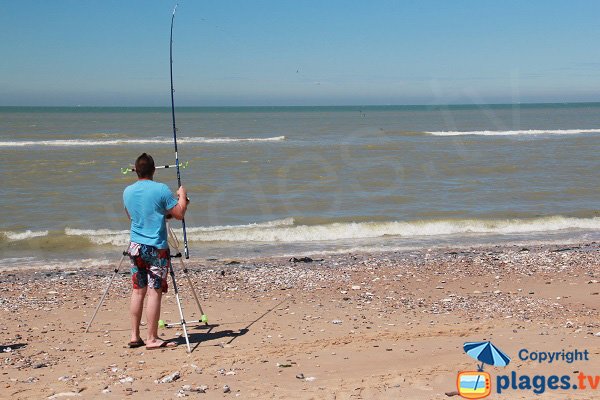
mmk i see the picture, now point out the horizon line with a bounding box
[2,101,600,109]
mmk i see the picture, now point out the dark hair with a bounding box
[135,153,155,178]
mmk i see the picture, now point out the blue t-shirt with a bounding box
[123,180,178,249]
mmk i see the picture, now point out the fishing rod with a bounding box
[170,4,190,259]
[121,161,189,175]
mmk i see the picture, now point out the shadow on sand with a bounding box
[172,297,289,352]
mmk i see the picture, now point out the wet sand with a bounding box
[1,241,599,399]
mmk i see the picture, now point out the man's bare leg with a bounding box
[145,288,176,348]
[130,287,146,343]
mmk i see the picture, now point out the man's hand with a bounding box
[177,186,189,203]
[167,186,189,220]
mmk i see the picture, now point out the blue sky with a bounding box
[1,0,599,106]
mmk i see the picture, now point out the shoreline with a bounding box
[1,230,598,272]
[1,240,599,399]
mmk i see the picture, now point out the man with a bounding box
[123,153,188,349]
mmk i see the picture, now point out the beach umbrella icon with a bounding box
[463,341,511,371]
[461,341,511,396]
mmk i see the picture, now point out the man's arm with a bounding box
[167,186,188,220]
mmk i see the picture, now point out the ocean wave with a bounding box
[8,216,599,246]
[2,230,49,241]
[63,218,295,246]
[0,136,286,147]
[425,129,600,136]
[0,257,113,271]
[64,228,130,246]
[186,217,295,232]
[184,216,600,243]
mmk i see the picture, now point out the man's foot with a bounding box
[128,338,145,348]
[145,339,177,350]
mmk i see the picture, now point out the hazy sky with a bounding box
[1,0,599,106]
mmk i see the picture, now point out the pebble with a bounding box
[157,371,181,384]
[190,363,203,374]
[197,385,208,393]
[296,373,305,379]
[223,384,231,393]
[47,393,81,399]
[180,385,208,393]
[331,319,342,324]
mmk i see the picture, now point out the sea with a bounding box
[1,103,599,269]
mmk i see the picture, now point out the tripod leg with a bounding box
[85,252,127,333]
[168,263,191,353]
[176,256,208,323]
[167,223,208,324]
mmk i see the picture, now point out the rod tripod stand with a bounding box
[85,223,208,353]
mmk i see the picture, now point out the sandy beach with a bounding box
[4,2,600,399]
[1,241,599,399]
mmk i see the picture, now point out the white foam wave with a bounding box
[2,230,49,241]
[65,228,130,246]
[0,136,286,147]
[0,257,114,271]
[197,136,286,143]
[65,228,129,236]
[53,216,600,246]
[63,218,295,246]
[184,216,599,243]
[426,129,600,136]
[186,217,295,233]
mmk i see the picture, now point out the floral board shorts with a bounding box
[128,242,170,293]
